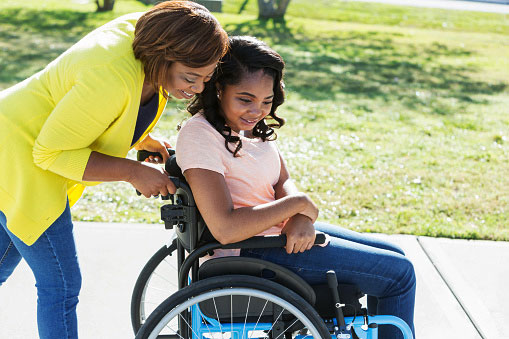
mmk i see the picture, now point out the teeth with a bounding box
[182,90,193,96]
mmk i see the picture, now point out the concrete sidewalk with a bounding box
[0,222,507,339]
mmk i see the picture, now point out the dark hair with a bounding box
[187,36,285,156]
[133,1,229,98]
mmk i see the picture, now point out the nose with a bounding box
[248,105,262,116]
[191,81,205,94]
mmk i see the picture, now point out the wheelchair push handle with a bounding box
[135,176,182,199]
[135,148,178,199]
[137,148,175,162]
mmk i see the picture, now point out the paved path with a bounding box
[0,222,507,338]
[350,0,509,14]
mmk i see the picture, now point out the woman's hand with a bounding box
[127,161,176,198]
[281,214,316,254]
[135,134,172,164]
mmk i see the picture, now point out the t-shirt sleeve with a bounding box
[176,118,229,176]
[32,65,127,181]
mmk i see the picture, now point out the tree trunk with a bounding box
[257,0,291,19]
[96,0,115,12]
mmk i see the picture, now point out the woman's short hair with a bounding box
[188,36,286,156]
[133,1,229,95]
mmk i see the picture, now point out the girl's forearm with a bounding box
[211,193,310,244]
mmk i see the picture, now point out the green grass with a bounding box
[1,0,508,240]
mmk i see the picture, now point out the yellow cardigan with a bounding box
[0,13,166,245]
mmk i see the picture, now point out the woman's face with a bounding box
[219,70,274,133]
[165,61,217,100]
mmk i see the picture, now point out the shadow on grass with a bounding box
[1,9,506,116]
[0,8,108,87]
[224,19,507,115]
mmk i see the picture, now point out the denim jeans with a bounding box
[240,222,416,339]
[0,202,81,339]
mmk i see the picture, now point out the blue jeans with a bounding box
[240,222,416,339]
[0,203,81,339]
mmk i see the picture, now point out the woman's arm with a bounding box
[184,167,314,245]
[83,151,176,198]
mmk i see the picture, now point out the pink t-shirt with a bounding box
[176,113,283,256]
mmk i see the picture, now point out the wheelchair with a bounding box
[131,150,414,339]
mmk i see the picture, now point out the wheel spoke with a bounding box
[138,277,329,339]
[201,313,214,339]
[212,297,225,339]
[242,296,251,339]
[248,300,269,339]
[267,308,285,337]
[273,318,299,339]
[153,271,177,286]
[179,312,201,339]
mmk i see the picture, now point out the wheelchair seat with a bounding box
[198,256,316,305]
[198,257,364,319]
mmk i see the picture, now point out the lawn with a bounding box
[1,0,508,240]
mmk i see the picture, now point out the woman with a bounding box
[176,36,416,339]
[0,1,228,338]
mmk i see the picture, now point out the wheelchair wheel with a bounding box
[131,244,178,334]
[135,275,330,339]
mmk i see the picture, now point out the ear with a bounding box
[215,83,223,99]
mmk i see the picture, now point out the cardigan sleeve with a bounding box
[33,65,129,181]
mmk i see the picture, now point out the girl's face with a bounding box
[165,61,217,100]
[218,70,275,133]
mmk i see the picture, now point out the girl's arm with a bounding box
[184,167,315,245]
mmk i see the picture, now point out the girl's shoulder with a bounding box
[178,113,226,145]
[179,113,218,135]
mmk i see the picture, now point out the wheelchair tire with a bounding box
[131,244,178,334]
[135,275,331,339]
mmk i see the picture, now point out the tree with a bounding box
[96,0,115,12]
[257,0,291,19]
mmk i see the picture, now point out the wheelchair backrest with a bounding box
[161,153,213,251]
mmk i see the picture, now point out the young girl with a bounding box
[176,36,416,339]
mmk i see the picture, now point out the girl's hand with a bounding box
[128,161,176,198]
[281,214,316,254]
[135,134,172,164]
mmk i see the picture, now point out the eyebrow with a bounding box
[237,92,274,99]
[185,71,214,78]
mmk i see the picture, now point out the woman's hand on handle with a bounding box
[127,162,176,198]
[135,134,172,164]
[83,152,176,197]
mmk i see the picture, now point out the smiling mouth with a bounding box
[180,90,194,99]
[241,117,258,124]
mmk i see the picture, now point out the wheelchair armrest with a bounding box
[179,233,328,289]
[222,233,327,250]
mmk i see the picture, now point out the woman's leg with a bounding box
[0,210,22,284]
[241,225,416,339]
[0,203,81,339]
